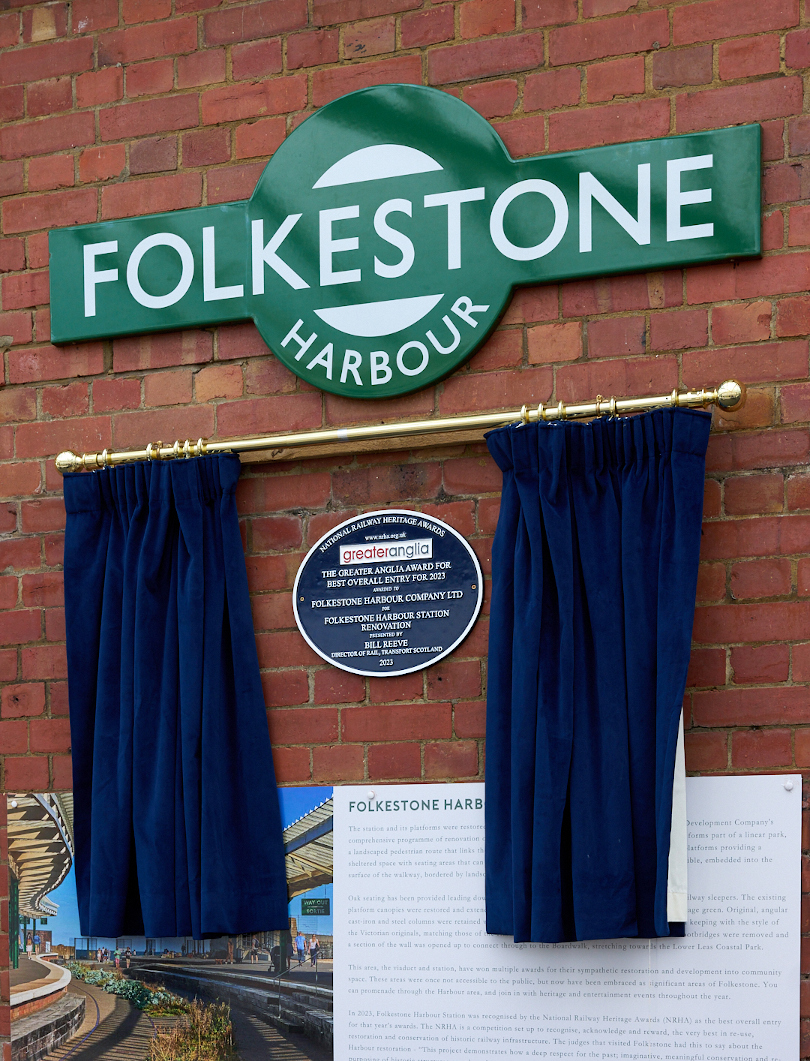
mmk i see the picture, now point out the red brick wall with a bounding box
[1,0,810,1049]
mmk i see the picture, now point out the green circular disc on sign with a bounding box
[246,84,518,399]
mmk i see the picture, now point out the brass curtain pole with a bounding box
[55,380,744,474]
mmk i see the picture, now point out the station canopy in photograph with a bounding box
[7,794,74,918]
[284,797,333,900]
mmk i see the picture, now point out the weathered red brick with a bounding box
[27,76,72,118]
[673,0,799,46]
[287,29,340,69]
[234,118,285,160]
[344,16,395,57]
[183,128,230,167]
[1,683,45,719]
[719,35,780,80]
[649,309,708,351]
[98,19,197,66]
[367,741,421,780]
[177,50,227,89]
[313,744,365,782]
[202,76,307,123]
[79,144,126,183]
[556,356,679,403]
[1,271,49,309]
[687,252,810,304]
[711,302,771,345]
[0,111,95,159]
[232,39,283,81]
[730,558,792,600]
[0,38,93,88]
[313,56,422,105]
[73,0,117,33]
[428,33,544,85]
[587,316,645,358]
[464,80,518,119]
[100,95,198,141]
[130,136,177,175]
[28,154,74,193]
[724,474,783,515]
[4,756,49,791]
[684,731,728,772]
[549,98,670,152]
[524,68,581,112]
[126,59,174,99]
[677,78,804,134]
[113,333,211,375]
[204,0,307,45]
[101,172,201,219]
[527,321,582,364]
[0,85,24,123]
[400,7,453,48]
[495,115,545,158]
[587,56,645,103]
[460,0,514,38]
[731,644,790,684]
[550,11,669,66]
[522,0,577,28]
[732,728,792,769]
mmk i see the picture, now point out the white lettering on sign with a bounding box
[126,232,194,309]
[339,539,433,565]
[202,226,243,301]
[423,187,486,270]
[667,154,714,242]
[579,163,651,253]
[83,241,118,317]
[320,205,361,286]
[489,179,569,260]
[251,215,309,292]
[373,198,415,279]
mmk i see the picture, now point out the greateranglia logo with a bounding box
[49,86,761,400]
[339,539,432,565]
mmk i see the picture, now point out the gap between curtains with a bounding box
[63,455,288,940]
[484,407,711,943]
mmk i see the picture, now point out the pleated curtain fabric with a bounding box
[62,455,289,940]
[484,407,711,944]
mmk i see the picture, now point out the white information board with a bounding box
[333,776,800,1061]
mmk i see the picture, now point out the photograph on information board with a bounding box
[4,787,334,1061]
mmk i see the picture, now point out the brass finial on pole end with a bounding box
[56,451,80,473]
[716,380,745,410]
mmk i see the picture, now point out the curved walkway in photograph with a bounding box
[41,974,331,1061]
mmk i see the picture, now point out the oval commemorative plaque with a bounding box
[293,509,483,677]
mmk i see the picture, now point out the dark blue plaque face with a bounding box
[293,509,483,677]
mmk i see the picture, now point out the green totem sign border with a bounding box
[49,85,761,400]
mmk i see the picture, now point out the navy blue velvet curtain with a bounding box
[484,408,710,944]
[63,455,288,940]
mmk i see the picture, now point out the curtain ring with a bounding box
[537,401,545,422]
[556,400,566,420]
[182,439,191,458]
[145,442,154,461]
[595,394,603,417]
[99,449,109,468]
[609,397,617,416]
[196,438,207,457]
[520,404,529,425]
[671,388,680,408]
[172,440,181,459]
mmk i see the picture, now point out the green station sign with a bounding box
[49,85,760,400]
[301,897,330,916]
